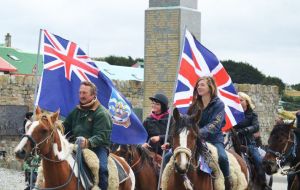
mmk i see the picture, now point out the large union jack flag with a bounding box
[174,29,244,131]
[36,30,147,144]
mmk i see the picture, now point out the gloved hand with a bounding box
[237,128,249,135]
[75,136,89,149]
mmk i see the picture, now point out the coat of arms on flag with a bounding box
[108,88,131,128]
[174,29,244,131]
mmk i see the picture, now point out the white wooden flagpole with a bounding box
[32,29,42,113]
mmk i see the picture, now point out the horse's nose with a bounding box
[15,149,26,160]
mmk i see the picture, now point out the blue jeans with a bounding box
[163,150,173,170]
[248,145,266,182]
[213,142,230,178]
[92,147,109,190]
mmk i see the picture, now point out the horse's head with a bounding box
[115,145,136,165]
[171,108,201,174]
[262,120,296,175]
[15,106,61,161]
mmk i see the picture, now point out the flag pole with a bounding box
[157,26,188,190]
[32,29,42,112]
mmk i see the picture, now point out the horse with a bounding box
[162,108,248,190]
[263,120,300,190]
[114,144,161,190]
[228,129,273,189]
[15,107,135,190]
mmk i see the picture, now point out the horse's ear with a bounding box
[173,108,180,122]
[51,109,60,123]
[35,106,42,117]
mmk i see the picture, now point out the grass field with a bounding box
[285,89,300,97]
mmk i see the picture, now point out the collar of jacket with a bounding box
[150,110,169,120]
[77,98,100,111]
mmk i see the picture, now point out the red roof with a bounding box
[0,57,17,72]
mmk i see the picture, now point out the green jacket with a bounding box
[63,100,112,148]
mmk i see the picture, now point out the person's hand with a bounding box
[161,143,170,150]
[142,143,151,149]
[150,136,160,143]
[237,128,248,135]
[76,136,89,149]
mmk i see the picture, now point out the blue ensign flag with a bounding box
[36,30,147,144]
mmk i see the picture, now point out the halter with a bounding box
[22,115,82,190]
[267,130,298,175]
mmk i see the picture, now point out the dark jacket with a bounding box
[63,100,112,148]
[296,112,300,129]
[234,108,259,146]
[198,97,226,144]
[143,112,170,155]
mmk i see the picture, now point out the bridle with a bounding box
[21,115,82,190]
[127,145,144,174]
[267,129,299,175]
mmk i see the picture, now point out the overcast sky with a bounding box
[1,0,299,84]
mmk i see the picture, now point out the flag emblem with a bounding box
[108,89,131,128]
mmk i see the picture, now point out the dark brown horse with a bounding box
[15,107,135,190]
[114,144,161,190]
[263,121,300,190]
[163,108,213,190]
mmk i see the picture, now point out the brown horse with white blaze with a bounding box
[15,107,135,190]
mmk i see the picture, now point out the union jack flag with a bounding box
[174,29,244,131]
[36,30,147,144]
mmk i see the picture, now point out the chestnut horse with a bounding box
[114,145,161,190]
[15,107,135,190]
[263,121,300,190]
[162,108,213,190]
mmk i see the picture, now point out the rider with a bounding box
[233,92,270,190]
[187,76,232,190]
[142,93,170,156]
[287,110,300,189]
[63,81,112,190]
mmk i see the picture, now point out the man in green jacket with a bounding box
[63,81,112,190]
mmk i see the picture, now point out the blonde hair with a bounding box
[238,92,255,110]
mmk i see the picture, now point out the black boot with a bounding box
[225,176,233,190]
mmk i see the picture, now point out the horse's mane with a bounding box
[38,114,73,160]
[136,145,159,168]
[271,122,294,136]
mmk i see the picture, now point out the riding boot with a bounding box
[224,176,233,190]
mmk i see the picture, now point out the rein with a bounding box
[267,131,299,175]
[24,116,83,190]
